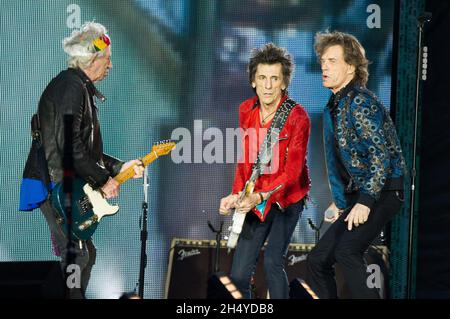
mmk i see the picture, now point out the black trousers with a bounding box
[40,200,96,299]
[306,190,403,299]
[231,200,304,299]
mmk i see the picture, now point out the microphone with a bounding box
[324,207,337,220]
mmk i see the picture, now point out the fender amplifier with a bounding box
[165,238,388,299]
[165,238,267,299]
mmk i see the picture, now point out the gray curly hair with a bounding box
[62,21,110,69]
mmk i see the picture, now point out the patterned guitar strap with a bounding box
[251,98,297,217]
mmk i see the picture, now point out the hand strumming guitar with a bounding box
[219,193,240,215]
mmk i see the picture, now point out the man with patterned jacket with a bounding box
[306,31,406,299]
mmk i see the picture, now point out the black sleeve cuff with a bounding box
[103,153,124,176]
[85,171,110,190]
[357,193,376,211]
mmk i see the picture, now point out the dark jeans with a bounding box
[230,199,304,299]
[40,200,96,299]
[306,190,403,299]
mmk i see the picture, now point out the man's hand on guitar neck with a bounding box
[120,159,145,179]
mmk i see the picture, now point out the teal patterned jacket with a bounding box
[323,84,406,210]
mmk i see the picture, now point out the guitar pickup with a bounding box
[77,196,93,215]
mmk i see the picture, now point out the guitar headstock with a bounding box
[152,140,176,156]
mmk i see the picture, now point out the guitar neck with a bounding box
[113,151,158,185]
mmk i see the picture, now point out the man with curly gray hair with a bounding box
[63,21,113,81]
[25,22,144,298]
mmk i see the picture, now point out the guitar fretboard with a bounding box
[113,152,158,185]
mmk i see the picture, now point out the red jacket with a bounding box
[232,95,311,221]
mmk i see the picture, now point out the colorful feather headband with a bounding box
[92,34,111,52]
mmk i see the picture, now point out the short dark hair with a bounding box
[248,43,294,93]
[314,31,369,86]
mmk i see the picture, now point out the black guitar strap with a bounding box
[30,113,52,192]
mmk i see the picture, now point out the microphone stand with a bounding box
[207,219,223,273]
[63,115,76,270]
[138,166,149,298]
[307,218,324,245]
[406,12,431,299]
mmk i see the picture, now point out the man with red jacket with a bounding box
[219,43,310,299]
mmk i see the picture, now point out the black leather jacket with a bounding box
[37,68,123,188]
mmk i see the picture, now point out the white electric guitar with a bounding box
[226,181,282,249]
[226,179,255,249]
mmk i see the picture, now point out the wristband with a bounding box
[258,192,264,204]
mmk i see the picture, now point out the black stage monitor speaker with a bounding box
[289,277,319,299]
[207,271,243,299]
[0,261,65,298]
